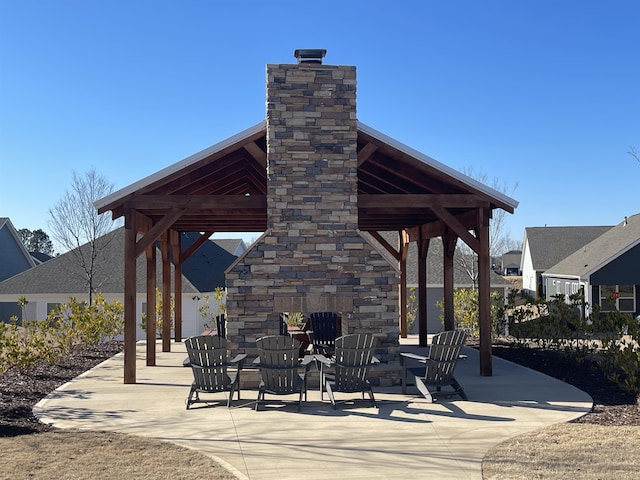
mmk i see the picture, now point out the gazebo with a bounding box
[96,50,517,384]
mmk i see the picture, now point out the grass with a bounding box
[482,424,640,479]
[0,430,237,480]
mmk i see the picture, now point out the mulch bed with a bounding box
[1,340,639,437]
[0,342,123,437]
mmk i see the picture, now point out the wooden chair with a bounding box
[254,335,314,411]
[215,314,226,337]
[184,335,247,409]
[308,312,339,356]
[315,334,379,409]
[400,329,468,402]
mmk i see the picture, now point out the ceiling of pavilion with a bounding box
[96,121,517,238]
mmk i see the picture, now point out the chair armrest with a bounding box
[230,353,248,369]
[299,355,315,367]
[314,354,332,366]
[182,356,192,367]
[399,352,428,363]
[371,356,380,364]
[252,356,261,366]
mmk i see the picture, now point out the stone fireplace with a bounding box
[225,50,400,385]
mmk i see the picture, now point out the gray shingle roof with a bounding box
[0,228,238,295]
[524,225,612,271]
[544,214,640,277]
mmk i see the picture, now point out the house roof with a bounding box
[0,228,238,296]
[524,225,613,271]
[95,121,518,236]
[0,217,36,281]
[544,214,640,278]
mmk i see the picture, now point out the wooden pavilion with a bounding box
[95,54,517,384]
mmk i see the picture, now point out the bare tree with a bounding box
[455,167,519,287]
[629,146,640,164]
[48,168,116,304]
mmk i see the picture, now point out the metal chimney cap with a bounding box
[294,49,327,64]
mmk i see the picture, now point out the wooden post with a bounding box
[417,234,430,347]
[478,207,492,376]
[442,233,457,331]
[123,208,137,384]
[171,230,182,342]
[145,243,156,366]
[161,232,171,352]
[398,230,408,338]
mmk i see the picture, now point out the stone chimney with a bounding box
[226,51,400,385]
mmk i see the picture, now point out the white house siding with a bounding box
[0,292,223,341]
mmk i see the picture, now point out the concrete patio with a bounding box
[34,338,592,480]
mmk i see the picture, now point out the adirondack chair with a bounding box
[254,335,314,411]
[400,329,468,402]
[308,312,339,356]
[315,334,379,409]
[184,335,247,409]
[215,314,226,337]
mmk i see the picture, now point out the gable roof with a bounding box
[95,121,518,235]
[0,228,238,296]
[0,217,36,281]
[524,225,613,271]
[544,214,640,278]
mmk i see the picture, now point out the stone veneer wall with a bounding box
[225,61,400,385]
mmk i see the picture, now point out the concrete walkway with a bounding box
[35,339,592,480]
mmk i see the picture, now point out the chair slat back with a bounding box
[333,334,376,392]
[185,335,229,393]
[309,312,339,354]
[256,335,301,394]
[424,330,466,385]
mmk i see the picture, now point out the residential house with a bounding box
[542,214,640,317]
[500,250,522,276]
[0,227,245,338]
[520,225,612,298]
[0,218,36,281]
[0,218,37,320]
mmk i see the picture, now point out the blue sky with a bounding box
[1,0,638,251]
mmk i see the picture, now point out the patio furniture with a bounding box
[315,333,379,409]
[308,312,340,356]
[400,329,468,402]
[184,335,247,409]
[253,335,314,411]
[215,314,226,337]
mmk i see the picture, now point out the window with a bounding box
[599,285,635,312]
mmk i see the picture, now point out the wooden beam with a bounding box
[133,208,185,258]
[171,229,182,342]
[369,231,400,261]
[180,231,214,263]
[398,230,409,338]
[477,208,492,376]
[359,194,489,209]
[128,194,266,210]
[243,142,267,165]
[417,234,430,347]
[357,142,378,167]
[442,233,457,331]
[145,244,156,366]
[123,209,137,384]
[161,232,172,352]
[406,210,479,242]
[431,205,480,253]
